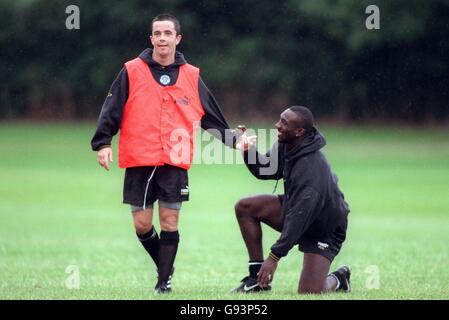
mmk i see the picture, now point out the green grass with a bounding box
[0,123,448,299]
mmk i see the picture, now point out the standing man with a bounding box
[231,106,351,294]
[91,14,237,294]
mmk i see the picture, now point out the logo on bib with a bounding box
[160,75,171,85]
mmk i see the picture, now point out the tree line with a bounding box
[1,0,448,123]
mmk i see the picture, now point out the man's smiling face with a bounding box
[150,20,181,59]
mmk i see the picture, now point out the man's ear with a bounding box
[296,128,305,137]
[176,34,182,45]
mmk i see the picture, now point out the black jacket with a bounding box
[244,127,350,258]
[91,48,235,151]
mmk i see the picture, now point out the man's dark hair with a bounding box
[288,106,314,132]
[152,14,181,35]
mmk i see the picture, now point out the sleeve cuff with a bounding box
[268,251,281,262]
[97,145,111,151]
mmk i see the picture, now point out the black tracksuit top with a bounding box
[244,127,350,258]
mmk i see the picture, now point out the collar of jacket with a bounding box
[138,48,187,69]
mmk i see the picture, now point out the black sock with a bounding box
[137,226,159,267]
[249,261,263,279]
[158,230,179,284]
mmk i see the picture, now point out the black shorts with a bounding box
[278,195,348,262]
[123,165,189,207]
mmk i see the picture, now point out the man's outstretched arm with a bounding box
[242,142,284,181]
[258,184,320,287]
[270,185,321,258]
[198,77,238,148]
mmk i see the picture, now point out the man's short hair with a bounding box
[288,106,314,132]
[152,14,181,35]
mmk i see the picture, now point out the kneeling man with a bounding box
[232,106,351,294]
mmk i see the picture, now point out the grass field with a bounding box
[0,123,448,300]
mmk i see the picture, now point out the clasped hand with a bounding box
[234,125,257,151]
